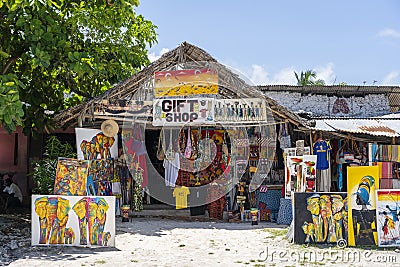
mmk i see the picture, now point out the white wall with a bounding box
[266,92,390,117]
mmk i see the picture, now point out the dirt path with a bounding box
[2,215,400,267]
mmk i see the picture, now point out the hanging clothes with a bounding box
[173,186,190,209]
[137,154,148,187]
[317,168,331,192]
[313,139,332,170]
[132,168,143,212]
[207,183,226,219]
[124,124,148,187]
[392,145,398,163]
[163,152,180,187]
[279,123,291,150]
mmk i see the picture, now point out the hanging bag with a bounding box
[222,131,229,156]
[165,128,175,161]
[156,128,166,160]
[184,127,193,159]
[130,124,146,156]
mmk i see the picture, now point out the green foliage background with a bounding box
[0,0,157,135]
[31,135,76,194]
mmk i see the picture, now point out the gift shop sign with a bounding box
[152,98,214,126]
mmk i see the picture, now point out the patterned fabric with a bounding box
[258,189,281,212]
[380,179,393,189]
[132,170,143,212]
[277,198,293,225]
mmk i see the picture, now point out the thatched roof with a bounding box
[54,42,308,128]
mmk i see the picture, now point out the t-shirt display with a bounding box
[313,140,332,170]
[173,186,190,209]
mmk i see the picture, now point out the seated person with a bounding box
[0,175,4,191]
[2,176,23,209]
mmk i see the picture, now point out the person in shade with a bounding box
[3,175,23,210]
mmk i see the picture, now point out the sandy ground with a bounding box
[3,216,400,267]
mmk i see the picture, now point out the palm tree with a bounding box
[294,70,325,86]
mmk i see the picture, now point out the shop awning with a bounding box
[310,118,400,137]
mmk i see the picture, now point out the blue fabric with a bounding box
[313,140,332,170]
[338,164,343,191]
[258,189,281,212]
[277,198,293,225]
[372,144,377,162]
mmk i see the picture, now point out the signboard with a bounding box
[154,69,218,97]
[214,98,267,122]
[152,98,214,126]
[32,195,115,247]
[94,100,152,118]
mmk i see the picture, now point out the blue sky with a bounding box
[136,0,400,86]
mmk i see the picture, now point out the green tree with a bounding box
[294,70,325,86]
[0,0,157,135]
[31,135,76,194]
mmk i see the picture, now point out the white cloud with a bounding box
[148,48,170,62]
[247,64,297,85]
[249,64,270,85]
[246,63,335,85]
[272,67,298,85]
[377,28,400,38]
[382,71,400,85]
[315,63,335,84]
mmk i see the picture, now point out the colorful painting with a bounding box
[54,158,89,196]
[32,195,115,247]
[347,166,380,246]
[87,159,114,196]
[213,98,267,122]
[293,192,348,245]
[153,68,218,97]
[375,189,400,247]
[284,155,317,198]
[75,128,118,160]
[152,98,215,126]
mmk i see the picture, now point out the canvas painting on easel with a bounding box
[32,195,115,247]
[347,166,379,246]
[75,128,118,160]
[284,155,317,198]
[54,158,89,196]
[293,192,348,245]
[375,189,400,247]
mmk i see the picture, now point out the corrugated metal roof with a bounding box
[379,120,400,136]
[311,118,400,137]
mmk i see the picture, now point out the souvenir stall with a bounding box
[287,118,400,248]
[52,43,310,224]
[151,68,280,221]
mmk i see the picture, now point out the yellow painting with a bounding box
[347,166,379,246]
[54,158,89,196]
[154,69,218,97]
